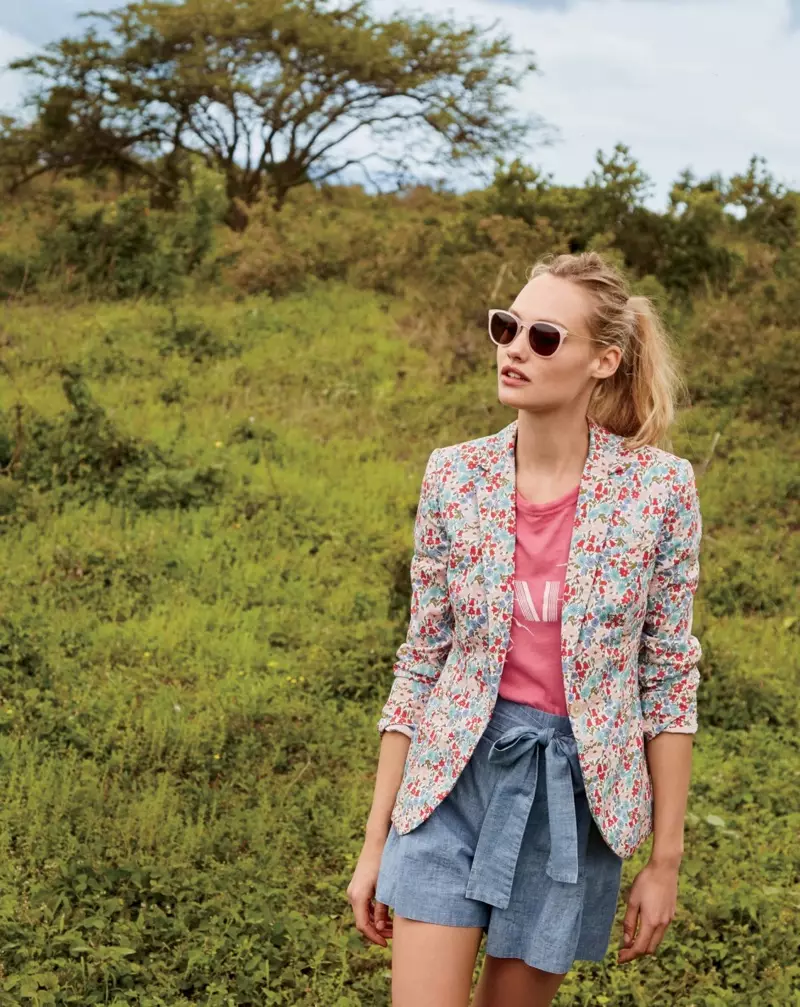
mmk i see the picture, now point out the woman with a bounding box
[347,251,703,1007]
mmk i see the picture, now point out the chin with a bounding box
[498,386,535,405]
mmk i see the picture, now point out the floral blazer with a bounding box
[377,416,703,861]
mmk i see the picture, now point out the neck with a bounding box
[514,411,590,481]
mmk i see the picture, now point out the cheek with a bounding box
[525,358,585,390]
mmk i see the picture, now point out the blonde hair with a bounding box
[528,251,690,452]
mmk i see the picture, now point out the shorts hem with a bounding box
[482,945,575,976]
[573,944,613,963]
[379,894,487,930]
[483,943,612,974]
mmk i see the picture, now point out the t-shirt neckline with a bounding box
[516,482,580,515]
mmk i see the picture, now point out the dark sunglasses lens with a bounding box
[489,312,519,345]
[530,322,562,357]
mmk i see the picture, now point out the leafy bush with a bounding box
[156,309,243,363]
[2,369,228,509]
[29,170,226,300]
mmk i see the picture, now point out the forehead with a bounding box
[509,273,594,333]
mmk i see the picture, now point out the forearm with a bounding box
[644,731,693,867]
[365,731,411,846]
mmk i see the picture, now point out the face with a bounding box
[496,273,622,411]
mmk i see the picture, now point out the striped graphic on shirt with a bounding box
[514,580,540,621]
[513,579,563,623]
[542,580,560,622]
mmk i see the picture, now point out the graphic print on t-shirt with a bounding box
[511,563,567,642]
[513,566,567,624]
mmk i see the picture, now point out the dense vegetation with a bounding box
[1,1,798,1003]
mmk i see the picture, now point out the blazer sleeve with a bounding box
[377,448,455,737]
[383,724,414,739]
[637,458,703,742]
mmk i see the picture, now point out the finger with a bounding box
[374,901,393,935]
[627,921,658,961]
[351,894,369,931]
[621,902,640,948]
[352,895,388,948]
[645,922,669,955]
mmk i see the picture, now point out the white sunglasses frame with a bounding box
[487,308,573,359]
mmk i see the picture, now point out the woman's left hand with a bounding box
[617,860,680,963]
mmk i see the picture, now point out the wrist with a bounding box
[649,849,684,871]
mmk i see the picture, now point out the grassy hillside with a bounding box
[0,170,798,1004]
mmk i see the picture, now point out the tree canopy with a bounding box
[2,0,542,220]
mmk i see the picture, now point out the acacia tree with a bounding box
[3,0,543,219]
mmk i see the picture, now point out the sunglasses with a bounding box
[488,309,576,359]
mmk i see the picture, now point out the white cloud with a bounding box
[1,1,118,46]
[0,28,36,115]
[372,0,800,205]
[1,1,120,114]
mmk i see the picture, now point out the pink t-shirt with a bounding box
[497,482,580,716]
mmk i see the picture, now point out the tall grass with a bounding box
[0,176,797,1003]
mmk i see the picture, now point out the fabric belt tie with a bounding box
[464,723,580,911]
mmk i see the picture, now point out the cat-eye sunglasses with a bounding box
[488,308,578,359]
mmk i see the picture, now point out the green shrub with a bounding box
[2,369,228,510]
[156,310,243,363]
[30,171,226,300]
[698,620,799,730]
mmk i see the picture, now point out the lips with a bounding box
[501,367,529,381]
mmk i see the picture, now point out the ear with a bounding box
[591,343,623,379]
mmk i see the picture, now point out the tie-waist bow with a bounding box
[464,723,581,911]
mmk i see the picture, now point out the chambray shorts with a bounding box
[375,696,624,974]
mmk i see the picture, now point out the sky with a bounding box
[0,0,798,209]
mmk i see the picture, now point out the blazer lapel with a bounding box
[473,416,635,701]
